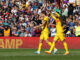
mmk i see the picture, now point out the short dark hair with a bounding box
[41,11,46,15]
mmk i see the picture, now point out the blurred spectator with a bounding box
[62,5,68,18]
[0,20,4,36]
[64,22,69,37]
[3,23,12,37]
[69,19,75,31]
[75,22,80,37]
[68,4,74,16]
[50,25,56,37]
[19,26,27,37]
[12,26,19,37]
[25,24,32,37]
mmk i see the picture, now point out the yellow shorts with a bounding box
[54,33,65,41]
[40,32,49,40]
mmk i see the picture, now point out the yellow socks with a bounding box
[38,43,42,52]
[38,42,57,52]
[63,42,69,52]
[49,41,69,53]
[50,42,55,52]
[48,42,56,50]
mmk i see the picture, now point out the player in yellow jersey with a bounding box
[45,12,70,55]
[35,11,57,54]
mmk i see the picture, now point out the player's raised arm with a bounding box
[55,12,60,18]
[50,13,57,20]
[51,12,60,20]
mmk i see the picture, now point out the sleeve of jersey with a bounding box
[44,17,49,21]
[51,13,56,20]
[55,12,60,17]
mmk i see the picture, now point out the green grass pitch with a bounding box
[0,49,80,60]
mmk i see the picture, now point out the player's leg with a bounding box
[35,39,42,54]
[37,39,43,54]
[44,34,52,46]
[45,35,58,54]
[35,34,43,54]
[44,33,57,51]
[45,41,57,54]
[62,40,69,55]
[45,39,58,54]
[60,33,69,55]
[44,33,56,48]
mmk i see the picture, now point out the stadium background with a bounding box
[0,0,80,60]
[0,0,80,49]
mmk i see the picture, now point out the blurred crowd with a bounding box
[0,0,80,37]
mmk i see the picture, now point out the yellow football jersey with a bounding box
[51,13,64,33]
[42,16,49,33]
[40,16,49,40]
[56,19,64,33]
